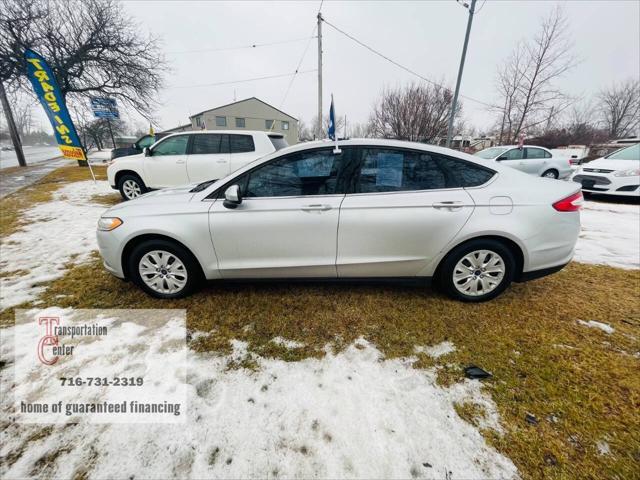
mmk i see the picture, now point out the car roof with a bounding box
[164,130,284,137]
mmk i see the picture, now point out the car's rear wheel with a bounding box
[118,174,147,200]
[128,239,201,298]
[438,239,516,302]
[542,169,559,179]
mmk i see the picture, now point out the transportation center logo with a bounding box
[37,316,61,366]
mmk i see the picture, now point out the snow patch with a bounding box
[0,180,112,309]
[577,320,615,334]
[597,440,611,456]
[415,341,456,358]
[574,201,640,269]
[0,330,518,480]
[271,336,305,349]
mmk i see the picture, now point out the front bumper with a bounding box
[573,173,640,197]
[97,229,126,278]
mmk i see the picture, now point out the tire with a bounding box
[438,239,516,302]
[541,169,559,179]
[128,239,202,299]
[117,174,147,201]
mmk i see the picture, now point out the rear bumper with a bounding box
[517,262,568,282]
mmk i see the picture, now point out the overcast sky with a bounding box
[25,0,640,135]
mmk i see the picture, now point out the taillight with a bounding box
[553,191,583,212]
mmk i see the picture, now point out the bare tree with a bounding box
[297,119,314,142]
[369,82,460,142]
[348,122,374,138]
[597,79,640,139]
[0,0,166,119]
[494,6,576,144]
[310,114,345,139]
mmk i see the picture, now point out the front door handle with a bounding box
[176,159,185,164]
[433,201,464,211]
[301,204,332,211]
[216,159,227,163]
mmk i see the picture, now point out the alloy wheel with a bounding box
[123,179,142,199]
[138,250,188,294]
[453,249,505,297]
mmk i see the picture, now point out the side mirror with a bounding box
[223,185,242,209]
[143,147,151,157]
[496,156,507,161]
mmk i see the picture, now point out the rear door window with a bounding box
[353,148,454,193]
[191,134,223,154]
[229,135,255,153]
[525,148,546,159]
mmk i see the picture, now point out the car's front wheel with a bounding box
[541,169,559,179]
[117,174,147,200]
[438,239,516,302]
[128,239,202,298]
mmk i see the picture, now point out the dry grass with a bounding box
[0,165,107,237]
[1,256,638,479]
[89,192,121,206]
[0,166,638,479]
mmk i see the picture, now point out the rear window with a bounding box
[229,135,255,153]
[269,135,288,150]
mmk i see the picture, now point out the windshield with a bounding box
[475,147,508,159]
[605,143,639,160]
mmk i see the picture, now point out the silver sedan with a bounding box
[475,145,573,179]
[97,139,581,302]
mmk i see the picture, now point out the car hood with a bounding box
[107,184,198,212]
[585,158,640,171]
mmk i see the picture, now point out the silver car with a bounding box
[475,145,573,179]
[97,139,582,302]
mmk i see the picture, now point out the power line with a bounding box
[168,69,317,89]
[166,36,317,55]
[321,16,498,109]
[277,0,324,113]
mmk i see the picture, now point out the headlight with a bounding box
[97,217,123,231]
[614,168,640,177]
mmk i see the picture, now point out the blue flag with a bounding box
[24,49,86,161]
[328,95,336,140]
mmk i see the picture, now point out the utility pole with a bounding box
[446,0,476,148]
[0,82,27,167]
[317,12,323,139]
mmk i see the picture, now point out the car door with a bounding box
[337,147,478,277]
[524,147,548,175]
[187,133,230,182]
[143,134,189,188]
[208,148,352,278]
[496,148,526,173]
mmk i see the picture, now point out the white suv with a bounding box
[107,130,288,200]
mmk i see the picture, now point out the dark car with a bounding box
[110,134,169,160]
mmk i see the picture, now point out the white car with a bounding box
[107,130,288,200]
[572,143,640,197]
[97,139,582,302]
[475,145,572,179]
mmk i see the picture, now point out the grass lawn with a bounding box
[1,166,639,480]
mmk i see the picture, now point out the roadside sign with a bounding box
[90,97,120,119]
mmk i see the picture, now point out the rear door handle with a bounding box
[433,201,464,211]
[301,204,332,211]
[216,159,227,163]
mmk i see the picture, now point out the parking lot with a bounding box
[1,165,638,479]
